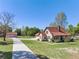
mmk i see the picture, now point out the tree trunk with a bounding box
[3,35,6,41]
[3,30,6,41]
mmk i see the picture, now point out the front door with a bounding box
[60,36,64,42]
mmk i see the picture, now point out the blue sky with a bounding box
[0,0,79,29]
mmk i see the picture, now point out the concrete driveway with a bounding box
[12,38,38,59]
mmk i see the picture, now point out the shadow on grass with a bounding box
[0,41,13,45]
[56,40,75,43]
[0,51,12,59]
[0,51,4,59]
[12,51,38,59]
[36,54,49,59]
[0,51,49,59]
[12,51,49,59]
[4,51,12,59]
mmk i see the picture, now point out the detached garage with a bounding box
[6,32,17,38]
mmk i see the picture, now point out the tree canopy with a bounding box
[15,26,40,36]
[68,24,75,35]
[49,12,68,29]
[0,12,14,41]
[15,28,21,36]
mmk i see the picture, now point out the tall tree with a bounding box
[0,12,14,41]
[54,12,68,42]
[75,23,79,34]
[21,26,26,36]
[24,26,29,36]
[49,22,57,27]
[26,27,40,36]
[55,12,68,29]
[68,24,75,35]
[15,28,21,36]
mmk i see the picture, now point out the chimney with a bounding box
[58,26,61,32]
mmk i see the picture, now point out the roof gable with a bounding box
[35,32,46,36]
[44,27,70,36]
[45,27,65,32]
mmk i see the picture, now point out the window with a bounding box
[46,31,48,34]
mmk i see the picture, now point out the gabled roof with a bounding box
[35,32,46,37]
[52,32,70,36]
[45,27,65,32]
[35,32,40,36]
[40,32,47,37]
[45,27,70,36]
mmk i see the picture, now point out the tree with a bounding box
[21,26,26,36]
[19,26,40,36]
[49,22,57,27]
[6,26,12,32]
[55,12,68,28]
[26,27,40,36]
[15,28,21,36]
[68,24,75,35]
[55,12,68,42]
[0,12,14,41]
[75,23,79,34]
[24,26,29,36]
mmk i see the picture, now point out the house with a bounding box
[35,32,47,41]
[6,32,17,38]
[44,27,70,42]
[36,27,70,42]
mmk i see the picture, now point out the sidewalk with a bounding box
[12,38,38,59]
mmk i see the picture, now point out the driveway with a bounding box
[12,38,38,59]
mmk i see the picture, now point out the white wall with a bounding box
[39,34,43,39]
[45,29,53,39]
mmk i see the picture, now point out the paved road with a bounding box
[12,38,38,59]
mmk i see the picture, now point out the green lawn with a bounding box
[22,40,79,59]
[0,38,13,59]
[17,36,34,38]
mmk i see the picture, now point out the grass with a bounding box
[22,40,79,59]
[17,36,34,38]
[0,37,13,59]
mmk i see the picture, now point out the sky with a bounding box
[0,0,79,29]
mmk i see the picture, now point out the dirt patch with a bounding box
[59,48,79,59]
[65,48,79,59]
[69,53,79,59]
[65,48,79,54]
[59,48,79,54]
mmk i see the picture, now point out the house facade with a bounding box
[35,27,70,42]
[35,32,47,41]
[6,32,17,38]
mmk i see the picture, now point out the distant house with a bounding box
[35,27,70,42]
[0,29,4,37]
[35,32,47,41]
[0,31,3,37]
[6,32,17,38]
